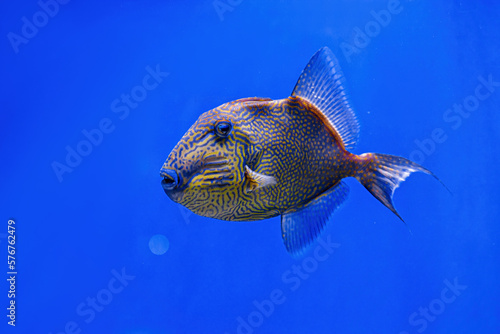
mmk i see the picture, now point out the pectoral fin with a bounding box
[244,165,276,193]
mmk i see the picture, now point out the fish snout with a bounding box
[160,168,179,191]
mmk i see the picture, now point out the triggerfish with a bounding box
[160,47,440,256]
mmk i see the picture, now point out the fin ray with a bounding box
[356,153,446,221]
[281,181,349,257]
[244,165,276,193]
[291,47,360,150]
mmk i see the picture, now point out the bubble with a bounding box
[148,234,169,255]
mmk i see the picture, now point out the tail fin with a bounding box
[355,153,444,222]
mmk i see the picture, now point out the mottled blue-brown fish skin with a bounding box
[161,96,370,221]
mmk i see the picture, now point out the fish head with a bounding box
[160,101,263,219]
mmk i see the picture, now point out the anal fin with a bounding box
[281,181,349,257]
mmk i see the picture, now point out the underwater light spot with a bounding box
[149,234,170,255]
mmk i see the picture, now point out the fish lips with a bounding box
[160,168,183,201]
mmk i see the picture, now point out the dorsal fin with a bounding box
[291,47,360,150]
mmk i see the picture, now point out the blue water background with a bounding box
[1,1,499,333]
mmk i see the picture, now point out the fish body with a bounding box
[161,47,438,256]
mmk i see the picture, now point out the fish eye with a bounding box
[214,121,232,138]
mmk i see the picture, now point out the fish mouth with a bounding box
[161,176,175,188]
[161,168,179,191]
